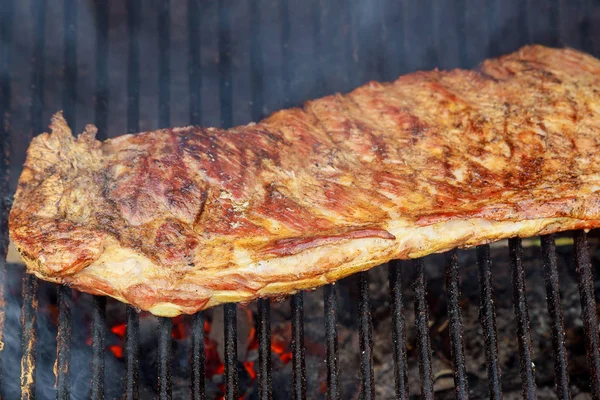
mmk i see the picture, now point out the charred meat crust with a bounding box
[9,45,600,316]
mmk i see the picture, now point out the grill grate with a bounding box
[358,271,375,399]
[389,260,409,399]
[510,238,537,398]
[477,245,503,399]
[290,293,306,399]
[574,231,600,398]
[445,250,469,399]
[91,296,106,400]
[125,305,140,400]
[1,0,600,399]
[413,259,434,399]
[541,234,571,400]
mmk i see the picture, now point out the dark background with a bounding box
[2,0,600,399]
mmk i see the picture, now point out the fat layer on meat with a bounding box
[9,45,600,316]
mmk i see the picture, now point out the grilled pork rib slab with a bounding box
[9,45,600,316]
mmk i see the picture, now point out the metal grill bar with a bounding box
[125,306,140,400]
[251,1,271,394]
[413,259,434,399]
[188,0,201,126]
[250,0,263,121]
[158,317,173,400]
[444,250,469,398]
[56,1,77,395]
[158,0,170,127]
[257,299,272,400]
[56,287,72,400]
[573,230,600,397]
[124,1,141,398]
[224,303,238,400]
[94,0,109,139]
[509,238,537,398]
[358,272,374,400]
[63,0,77,126]
[0,224,6,397]
[389,261,409,399]
[0,0,13,395]
[291,293,306,400]
[20,275,38,400]
[188,1,204,397]
[157,2,173,397]
[91,296,106,400]
[21,1,45,397]
[0,211,7,397]
[324,284,340,400]
[540,234,571,400]
[190,312,205,400]
[476,244,503,399]
[218,0,232,128]
[219,2,235,397]
[127,0,141,134]
[30,0,46,138]
[280,0,290,107]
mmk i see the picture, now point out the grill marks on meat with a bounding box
[9,45,600,316]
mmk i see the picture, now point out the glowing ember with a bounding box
[109,344,123,359]
[243,361,257,380]
[171,315,187,340]
[204,320,225,379]
[110,323,126,337]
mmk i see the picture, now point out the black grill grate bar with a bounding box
[573,230,600,397]
[476,244,503,399]
[190,312,206,400]
[413,258,434,399]
[540,234,571,400]
[224,303,239,400]
[158,0,171,128]
[509,237,537,398]
[389,261,409,399]
[188,0,201,126]
[157,2,173,397]
[63,0,77,127]
[20,275,38,400]
[30,0,46,137]
[0,216,7,397]
[291,293,306,400]
[94,0,109,140]
[257,298,272,400]
[250,0,264,121]
[0,0,14,396]
[125,0,141,397]
[251,1,271,394]
[126,0,141,134]
[188,1,204,396]
[125,306,140,400]
[56,287,72,400]
[218,0,232,128]
[324,284,340,400]
[280,0,291,108]
[158,317,173,400]
[358,272,375,400]
[91,296,106,400]
[21,0,45,396]
[57,1,77,395]
[444,250,470,399]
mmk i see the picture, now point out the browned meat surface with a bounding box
[9,45,600,316]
